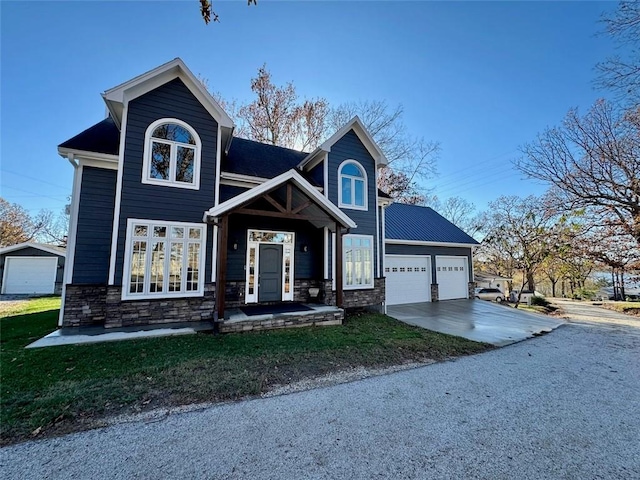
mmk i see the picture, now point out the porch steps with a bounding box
[220,304,344,333]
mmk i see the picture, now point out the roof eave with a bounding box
[0,242,66,257]
[102,58,234,129]
[204,169,356,229]
[385,238,479,248]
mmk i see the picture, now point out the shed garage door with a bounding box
[436,256,468,300]
[385,255,431,305]
[2,257,57,294]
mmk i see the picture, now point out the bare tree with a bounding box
[585,223,639,300]
[330,100,439,202]
[516,99,640,244]
[212,67,440,201]
[595,1,640,107]
[480,195,564,306]
[199,0,256,24]
[0,198,50,247]
[234,65,330,151]
[424,195,482,237]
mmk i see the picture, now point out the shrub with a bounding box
[531,296,550,307]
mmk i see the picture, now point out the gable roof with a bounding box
[385,203,479,246]
[204,169,356,229]
[223,137,307,179]
[59,117,120,156]
[102,58,233,130]
[298,116,388,170]
[0,242,66,257]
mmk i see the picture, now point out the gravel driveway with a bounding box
[2,308,639,479]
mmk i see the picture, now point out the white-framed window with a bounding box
[122,219,206,300]
[343,234,373,289]
[338,160,367,210]
[142,118,201,190]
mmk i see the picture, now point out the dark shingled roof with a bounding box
[223,137,307,179]
[59,117,120,155]
[385,203,479,245]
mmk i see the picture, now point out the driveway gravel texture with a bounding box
[2,306,639,479]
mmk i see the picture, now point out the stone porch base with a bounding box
[220,304,344,333]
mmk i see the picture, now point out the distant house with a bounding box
[57,58,478,333]
[0,242,66,295]
[474,272,512,294]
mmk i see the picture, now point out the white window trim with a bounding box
[338,159,368,211]
[122,219,207,300]
[142,118,202,190]
[343,233,374,290]
[244,229,295,304]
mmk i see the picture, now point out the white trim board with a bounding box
[204,169,356,229]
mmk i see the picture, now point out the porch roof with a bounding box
[204,169,357,229]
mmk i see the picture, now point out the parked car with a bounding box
[475,288,505,302]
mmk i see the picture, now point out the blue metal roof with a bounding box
[385,203,479,245]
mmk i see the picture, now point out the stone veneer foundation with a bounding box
[61,278,386,329]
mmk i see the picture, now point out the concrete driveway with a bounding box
[387,299,564,346]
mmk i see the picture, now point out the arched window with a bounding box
[142,118,201,189]
[338,160,367,210]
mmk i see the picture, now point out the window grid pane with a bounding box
[354,179,364,207]
[130,241,147,293]
[341,177,352,205]
[186,243,200,291]
[150,142,171,180]
[176,146,195,184]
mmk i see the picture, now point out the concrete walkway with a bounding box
[387,299,564,346]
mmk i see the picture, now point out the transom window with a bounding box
[339,160,367,210]
[142,118,201,189]
[123,219,206,300]
[343,234,373,289]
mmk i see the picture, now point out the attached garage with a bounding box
[436,256,469,300]
[384,203,479,304]
[0,243,65,295]
[385,255,430,305]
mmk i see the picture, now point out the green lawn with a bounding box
[600,301,640,316]
[1,298,492,445]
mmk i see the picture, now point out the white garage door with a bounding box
[436,256,469,300]
[385,255,431,305]
[2,257,57,294]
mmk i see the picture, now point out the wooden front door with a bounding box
[259,244,283,302]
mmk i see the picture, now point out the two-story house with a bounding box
[58,58,478,333]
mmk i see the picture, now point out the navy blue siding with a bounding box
[385,244,473,282]
[326,130,380,278]
[114,78,218,285]
[219,184,249,203]
[308,162,324,188]
[225,215,322,282]
[73,167,117,284]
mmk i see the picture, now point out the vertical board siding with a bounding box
[73,167,117,284]
[384,244,473,282]
[326,130,379,278]
[115,78,218,285]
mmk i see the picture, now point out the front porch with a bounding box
[221,303,344,333]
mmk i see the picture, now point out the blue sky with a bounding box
[0,1,621,216]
